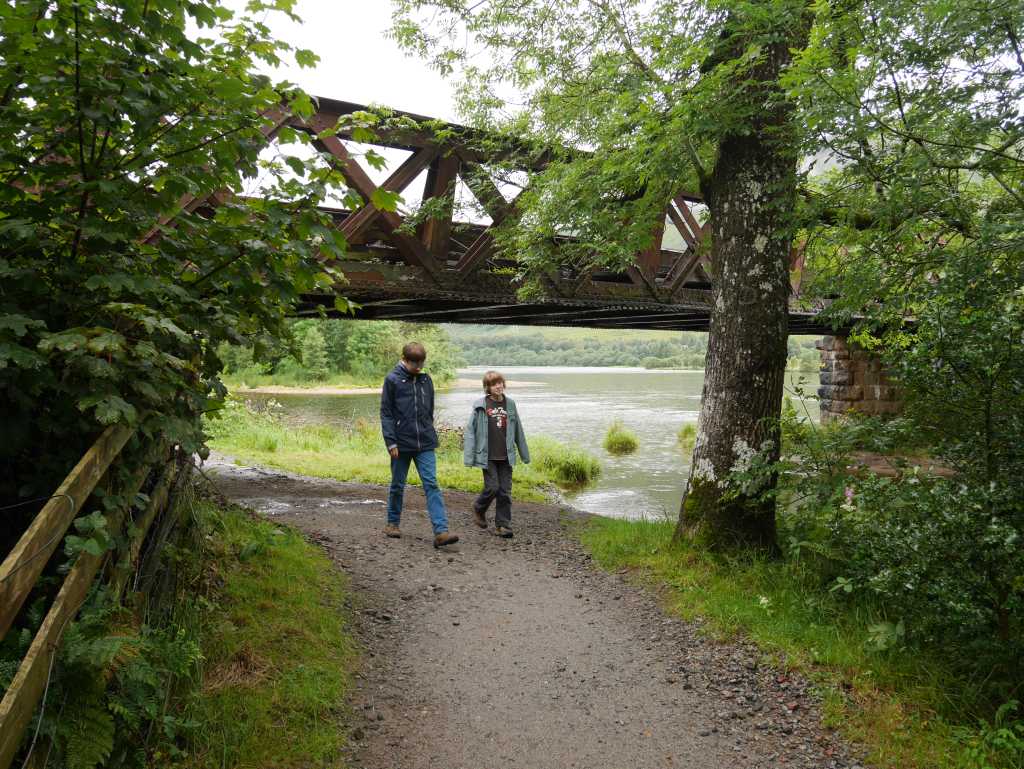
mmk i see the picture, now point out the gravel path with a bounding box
[206,456,861,769]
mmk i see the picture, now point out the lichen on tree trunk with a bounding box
[674,19,802,555]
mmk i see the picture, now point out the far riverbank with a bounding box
[229,377,553,396]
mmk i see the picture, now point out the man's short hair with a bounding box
[482,370,505,392]
[402,341,426,363]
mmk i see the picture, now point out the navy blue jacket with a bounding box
[380,362,439,453]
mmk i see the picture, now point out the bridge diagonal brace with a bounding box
[665,248,706,298]
[455,152,514,222]
[670,195,714,285]
[565,264,599,297]
[339,146,440,244]
[309,115,442,281]
[673,195,707,244]
[452,162,524,280]
[626,264,661,300]
[666,201,699,249]
[141,106,291,244]
[453,230,496,276]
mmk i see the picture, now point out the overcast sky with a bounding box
[254,1,460,122]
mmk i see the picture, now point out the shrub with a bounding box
[0,0,349,525]
[765,407,1024,704]
[603,420,639,455]
[956,700,1024,769]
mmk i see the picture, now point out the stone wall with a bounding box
[816,335,901,422]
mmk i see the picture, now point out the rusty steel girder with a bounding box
[157,95,831,332]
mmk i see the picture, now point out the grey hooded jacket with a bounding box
[463,396,530,468]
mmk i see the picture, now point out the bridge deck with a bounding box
[297,206,837,334]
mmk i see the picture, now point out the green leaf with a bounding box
[85,332,125,354]
[351,126,376,143]
[80,395,137,425]
[363,149,388,171]
[0,342,45,369]
[131,380,161,402]
[334,296,359,315]
[213,78,245,100]
[0,314,43,337]
[370,188,402,212]
[38,331,89,353]
[284,156,306,177]
[82,538,106,557]
[290,92,315,119]
[294,48,318,68]
[156,318,190,341]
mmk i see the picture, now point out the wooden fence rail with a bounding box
[0,425,133,640]
[0,426,183,769]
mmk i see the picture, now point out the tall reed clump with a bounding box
[532,436,602,486]
[677,424,697,453]
[603,419,639,455]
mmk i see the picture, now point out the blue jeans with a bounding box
[387,450,449,534]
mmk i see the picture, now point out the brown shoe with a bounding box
[473,509,487,529]
[433,532,460,548]
[383,524,401,538]
[495,526,514,539]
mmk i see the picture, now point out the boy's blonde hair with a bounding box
[482,370,505,393]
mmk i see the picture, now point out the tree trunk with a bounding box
[674,24,802,554]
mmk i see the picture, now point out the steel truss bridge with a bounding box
[161,96,835,334]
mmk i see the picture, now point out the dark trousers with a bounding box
[474,459,513,528]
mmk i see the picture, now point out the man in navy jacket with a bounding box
[380,342,459,548]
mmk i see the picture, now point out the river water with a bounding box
[243,366,820,519]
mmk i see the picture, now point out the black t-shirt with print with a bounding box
[485,396,509,461]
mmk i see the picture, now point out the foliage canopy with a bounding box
[0,0,355,512]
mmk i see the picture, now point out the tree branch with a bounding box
[589,0,664,86]
[685,138,709,189]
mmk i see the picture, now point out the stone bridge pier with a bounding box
[816,335,901,422]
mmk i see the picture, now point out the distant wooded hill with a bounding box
[443,325,821,370]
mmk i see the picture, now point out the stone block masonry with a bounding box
[816,336,901,422]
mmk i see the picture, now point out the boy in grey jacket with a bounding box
[463,370,530,538]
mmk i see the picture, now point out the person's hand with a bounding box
[388,446,399,459]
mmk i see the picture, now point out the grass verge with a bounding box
[578,516,1021,769]
[168,498,356,768]
[677,423,696,453]
[205,398,600,501]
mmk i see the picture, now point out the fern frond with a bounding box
[62,696,115,769]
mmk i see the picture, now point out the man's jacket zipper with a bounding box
[413,375,421,450]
